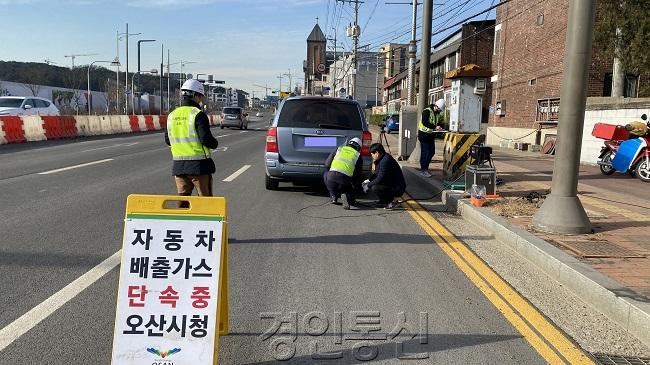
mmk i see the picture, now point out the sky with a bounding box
[0,0,497,94]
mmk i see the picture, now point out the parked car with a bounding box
[385,115,399,134]
[220,107,248,130]
[264,96,372,190]
[0,96,60,116]
[256,111,263,117]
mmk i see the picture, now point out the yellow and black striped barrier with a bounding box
[443,132,484,185]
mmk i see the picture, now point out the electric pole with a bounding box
[408,0,418,105]
[337,0,362,99]
[408,0,432,165]
[532,0,596,234]
[328,28,338,96]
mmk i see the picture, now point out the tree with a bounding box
[594,0,650,95]
[23,67,46,96]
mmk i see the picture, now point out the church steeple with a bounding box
[307,23,326,43]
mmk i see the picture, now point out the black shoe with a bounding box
[341,193,350,210]
[330,196,338,204]
[384,201,400,210]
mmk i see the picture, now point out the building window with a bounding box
[603,73,639,97]
[322,75,328,82]
[528,78,537,86]
[537,14,544,26]
[536,97,560,123]
[446,53,457,72]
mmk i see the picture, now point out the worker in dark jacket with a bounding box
[418,99,445,177]
[324,138,364,209]
[165,79,218,205]
[365,143,406,209]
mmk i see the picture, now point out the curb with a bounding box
[398,165,650,348]
[441,188,650,348]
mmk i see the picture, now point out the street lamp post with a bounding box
[137,39,156,114]
[178,61,197,104]
[88,60,120,115]
[120,24,141,114]
[131,69,158,115]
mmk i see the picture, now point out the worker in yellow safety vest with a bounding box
[417,99,445,177]
[324,138,364,210]
[165,79,219,206]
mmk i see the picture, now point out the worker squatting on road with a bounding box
[418,98,446,177]
[164,79,219,207]
[324,137,364,210]
[364,143,406,210]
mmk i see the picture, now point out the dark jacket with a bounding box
[325,148,364,185]
[165,99,219,176]
[418,108,442,144]
[368,153,406,192]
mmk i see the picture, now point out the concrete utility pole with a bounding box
[283,69,293,93]
[408,0,432,164]
[352,0,360,100]
[532,0,596,234]
[408,0,418,105]
[612,29,625,97]
[328,28,338,95]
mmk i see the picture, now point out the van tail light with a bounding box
[361,131,372,156]
[266,127,278,153]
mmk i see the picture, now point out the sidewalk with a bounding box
[369,125,650,302]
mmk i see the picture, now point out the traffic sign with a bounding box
[111,195,229,365]
[317,63,326,73]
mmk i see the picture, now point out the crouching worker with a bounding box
[364,143,406,209]
[324,138,364,210]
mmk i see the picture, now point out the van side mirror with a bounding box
[24,104,33,110]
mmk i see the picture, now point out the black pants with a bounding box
[371,184,404,204]
[324,171,354,199]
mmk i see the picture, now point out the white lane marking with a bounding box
[212,147,228,154]
[239,131,246,134]
[37,159,114,175]
[223,165,251,182]
[82,142,139,152]
[0,250,121,352]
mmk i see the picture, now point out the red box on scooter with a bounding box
[592,123,630,140]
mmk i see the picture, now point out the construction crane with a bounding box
[252,83,273,100]
[64,53,98,69]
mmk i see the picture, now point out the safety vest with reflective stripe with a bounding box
[418,107,440,133]
[167,106,211,160]
[330,145,360,177]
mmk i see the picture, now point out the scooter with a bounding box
[594,114,650,182]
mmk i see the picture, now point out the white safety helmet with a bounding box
[348,137,362,150]
[434,98,446,112]
[181,79,205,96]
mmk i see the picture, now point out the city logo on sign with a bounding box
[146,347,181,359]
[316,129,324,135]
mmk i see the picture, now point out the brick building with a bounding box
[489,0,649,145]
[382,20,495,121]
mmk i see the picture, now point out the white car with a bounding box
[256,112,263,117]
[0,96,60,116]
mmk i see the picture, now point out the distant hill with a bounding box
[0,60,166,93]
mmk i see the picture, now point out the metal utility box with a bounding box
[445,64,492,133]
[449,78,484,133]
[465,165,496,196]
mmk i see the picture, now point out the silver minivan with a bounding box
[264,96,372,190]
[220,107,248,130]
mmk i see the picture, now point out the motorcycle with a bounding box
[594,114,650,182]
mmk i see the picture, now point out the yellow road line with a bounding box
[403,197,595,365]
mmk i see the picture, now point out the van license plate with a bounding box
[304,137,337,147]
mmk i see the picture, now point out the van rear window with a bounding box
[277,100,362,130]
[223,108,241,114]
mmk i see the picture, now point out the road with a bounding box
[0,113,588,364]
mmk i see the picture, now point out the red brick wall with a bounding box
[491,0,569,128]
[461,23,495,123]
[491,0,649,128]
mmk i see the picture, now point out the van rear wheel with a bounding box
[265,175,279,190]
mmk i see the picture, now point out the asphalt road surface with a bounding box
[0,113,587,364]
